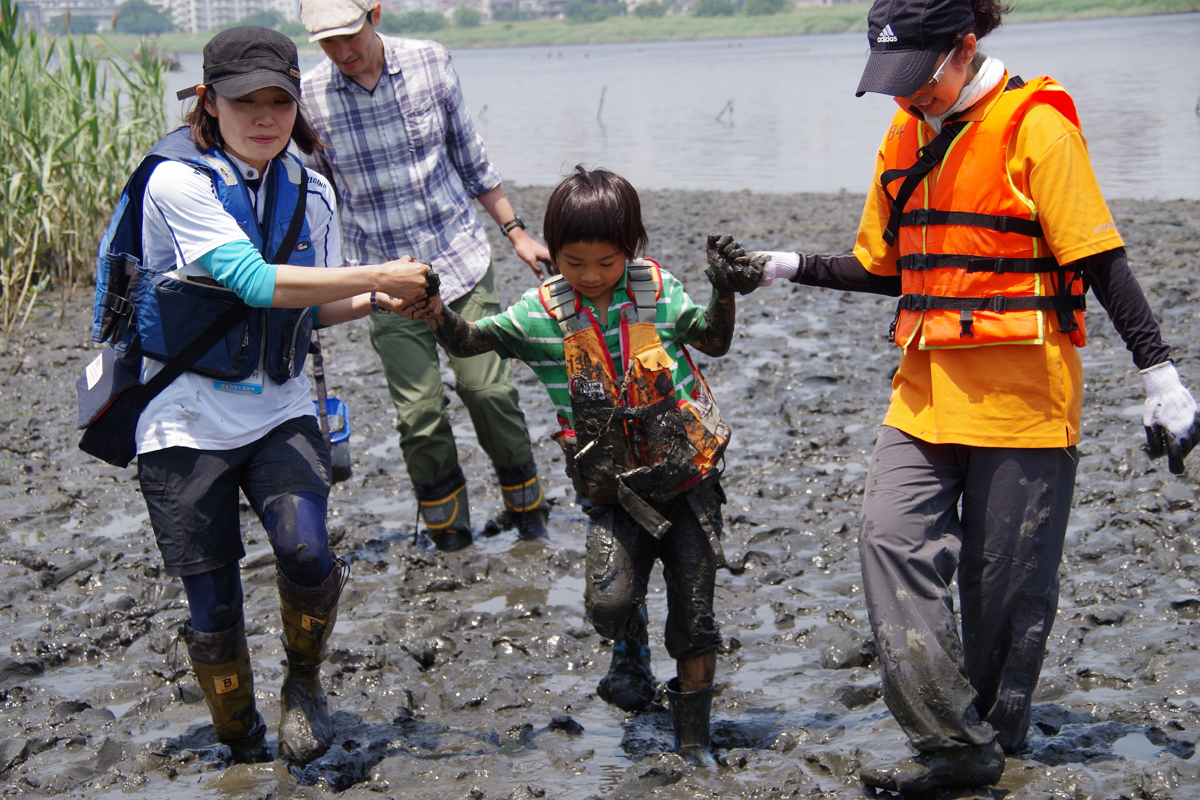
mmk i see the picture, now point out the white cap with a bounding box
[302,0,377,42]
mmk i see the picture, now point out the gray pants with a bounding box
[859,426,1077,754]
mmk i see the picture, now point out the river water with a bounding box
[167,12,1200,200]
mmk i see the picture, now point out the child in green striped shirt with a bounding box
[414,166,762,766]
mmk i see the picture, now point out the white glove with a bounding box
[751,251,800,287]
[1141,360,1200,475]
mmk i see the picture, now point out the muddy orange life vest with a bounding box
[882,75,1088,351]
[538,260,730,511]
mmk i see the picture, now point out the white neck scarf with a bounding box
[925,56,1006,133]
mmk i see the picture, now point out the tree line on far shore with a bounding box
[51,0,796,38]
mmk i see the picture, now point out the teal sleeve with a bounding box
[194,240,277,308]
[312,306,322,329]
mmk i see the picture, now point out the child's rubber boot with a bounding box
[416,467,473,552]
[277,559,348,765]
[665,677,717,767]
[596,606,656,713]
[497,458,550,541]
[182,618,271,764]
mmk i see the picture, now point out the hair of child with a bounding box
[543,165,649,262]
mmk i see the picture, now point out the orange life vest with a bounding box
[883,76,1088,351]
[538,260,730,509]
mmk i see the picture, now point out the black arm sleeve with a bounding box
[788,253,902,297]
[1082,247,1171,371]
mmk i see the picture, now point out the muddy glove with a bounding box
[1141,360,1200,475]
[419,260,440,297]
[750,251,800,287]
[705,234,763,295]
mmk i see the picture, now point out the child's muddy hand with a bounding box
[403,294,443,320]
[420,262,441,298]
[705,233,763,295]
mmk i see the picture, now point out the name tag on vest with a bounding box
[214,369,264,394]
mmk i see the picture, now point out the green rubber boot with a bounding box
[416,467,473,551]
[497,458,550,540]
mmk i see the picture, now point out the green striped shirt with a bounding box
[477,264,709,428]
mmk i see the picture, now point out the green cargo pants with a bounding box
[367,265,534,488]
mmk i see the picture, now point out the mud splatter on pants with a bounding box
[859,426,1077,754]
[584,482,724,661]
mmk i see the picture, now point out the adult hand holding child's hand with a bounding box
[403,266,443,320]
[379,256,431,305]
[705,233,763,295]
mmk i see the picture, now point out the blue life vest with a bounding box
[92,127,317,384]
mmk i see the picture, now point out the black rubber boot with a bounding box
[182,618,271,764]
[496,458,550,541]
[665,677,717,767]
[596,606,656,713]
[416,466,473,551]
[858,740,1005,797]
[276,559,348,765]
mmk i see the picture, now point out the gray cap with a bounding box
[302,0,376,42]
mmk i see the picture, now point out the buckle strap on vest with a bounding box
[895,292,1086,339]
[880,121,969,246]
[542,276,578,328]
[626,263,659,324]
[898,252,1061,274]
[896,293,1086,313]
[898,209,1045,238]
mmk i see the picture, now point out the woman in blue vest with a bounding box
[108,27,429,765]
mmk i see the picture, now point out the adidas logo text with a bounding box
[877,24,898,43]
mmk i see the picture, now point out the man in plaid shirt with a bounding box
[300,0,552,550]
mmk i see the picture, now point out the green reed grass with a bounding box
[0,0,166,336]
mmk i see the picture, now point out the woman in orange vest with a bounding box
[714,0,1200,793]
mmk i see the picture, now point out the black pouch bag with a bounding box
[77,302,250,469]
[77,347,146,468]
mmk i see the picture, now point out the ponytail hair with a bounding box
[952,0,1012,49]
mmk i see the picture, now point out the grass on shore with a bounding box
[90,0,1200,54]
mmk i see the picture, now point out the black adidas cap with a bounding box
[177,26,302,102]
[856,0,974,98]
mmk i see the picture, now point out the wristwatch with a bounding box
[500,216,525,237]
[370,291,392,315]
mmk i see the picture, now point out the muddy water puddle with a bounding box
[2,191,1200,797]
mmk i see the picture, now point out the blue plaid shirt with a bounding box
[300,36,502,303]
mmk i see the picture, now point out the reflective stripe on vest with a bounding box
[883,76,1088,350]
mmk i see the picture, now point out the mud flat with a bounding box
[1,188,1199,799]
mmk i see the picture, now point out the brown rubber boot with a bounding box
[858,740,1005,797]
[276,559,349,765]
[182,618,271,764]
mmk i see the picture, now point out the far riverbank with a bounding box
[90,0,1200,54]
